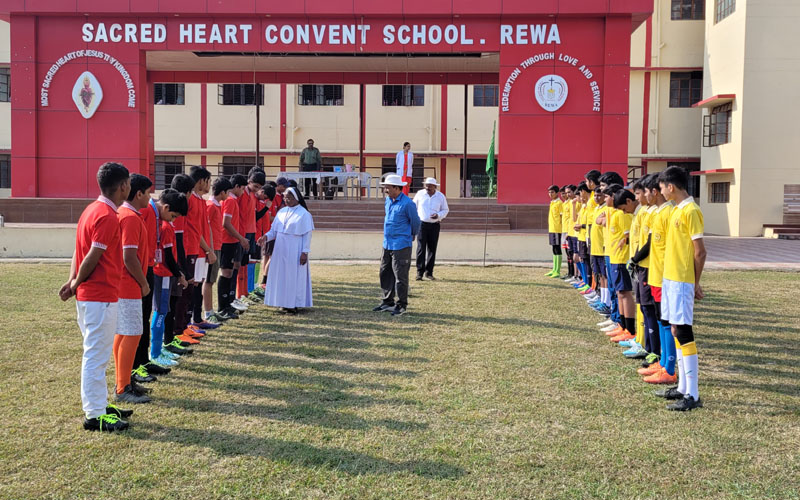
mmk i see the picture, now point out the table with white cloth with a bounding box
[276,171,374,199]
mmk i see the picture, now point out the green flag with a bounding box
[485,121,496,197]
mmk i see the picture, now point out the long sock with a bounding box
[624,316,636,335]
[602,288,610,307]
[247,263,256,293]
[579,262,587,284]
[230,268,239,298]
[261,274,267,285]
[218,276,231,311]
[554,254,562,274]
[112,333,123,369]
[191,284,203,324]
[115,335,141,393]
[661,323,676,375]
[150,311,166,358]
[680,342,699,399]
[550,255,557,274]
[675,338,686,395]
[164,295,178,344]
[634,306,645,347]
[237,266,248,299]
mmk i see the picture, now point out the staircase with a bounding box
[306,199,511,232]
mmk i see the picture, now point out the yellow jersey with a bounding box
[567,199,580,237]
[548,199,563,233]
[637,205,657,269]
[586,195,598,214]
[664,197,704,285]
[603,206,615,257]
[608,209,632,265]
[577,203,588,242]
[648,201,675,288]
[589,203,606,256]
[561,199,572,235]
[629,204,642,261]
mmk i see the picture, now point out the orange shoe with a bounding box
[184,327,205,338]
[643,368,678,385]
[605,326,625,337]
[176,333,201,344]
[637,362,662,376]
[610,331,635,343]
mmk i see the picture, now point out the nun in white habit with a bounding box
[258,187,314,313]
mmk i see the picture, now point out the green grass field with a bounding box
[1,263,798,499]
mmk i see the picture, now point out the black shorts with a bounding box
[566,236,578,254]
[206,250,221,284]
[635,266,654,305]
[591,255,606,276]
[241,233,256,265]
[548,232,562,246]
[220,242,242,270]
[578,240,589,257]
[250,236,262,261]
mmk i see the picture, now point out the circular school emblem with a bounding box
[534,74,568,112]
[72,71,103,119]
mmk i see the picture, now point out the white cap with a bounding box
[423,177,439,186]
[381,174,407,186]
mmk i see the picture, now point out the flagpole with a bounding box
[482,184,490,268]
[482,121,496,268]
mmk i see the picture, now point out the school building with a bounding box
[0,0,797,237]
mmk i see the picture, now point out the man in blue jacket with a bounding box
[374,174,421,316]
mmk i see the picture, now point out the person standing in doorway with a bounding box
[299,139,322,199]
[395,142,413,196]
[413,177,449,281]
[374,174,421,316]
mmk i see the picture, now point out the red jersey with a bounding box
[238,187,257,235]
[256,199,269,238]
[117,203,148,300]
[153,221,177,278]
[270,193,284,217]
[206,198,224,251]
[140,199,158,268]
[184,191,207,256]
[221,193,241,244]
[74,197,122,303]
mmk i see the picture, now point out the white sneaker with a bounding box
[583,292,598,300]
[601,324,620,332]
[597,319,614,327]
[231,299,249,311]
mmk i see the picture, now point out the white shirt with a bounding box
[413,190,449,223]
[395,150,413,177]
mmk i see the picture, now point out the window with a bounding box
[0,68,9,103]
[669,72,703,108]
[382,157,425,190]
[218,84,263,106]
[154,83,185,105]
[298,85,343,106]
[473,85,499,107]
[220,156,263,177]
[154,156,184,190]
[709,182,730,203]
[667,162,701,199]
[382,85,425,106]
[671,0,705,20]
[715,0,735,23]
[0,154,10,189]
[703,103,732,147]
[321,157,344,172]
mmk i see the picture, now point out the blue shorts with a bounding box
[591,255,606,276]
[566,236,578,254]
[609,263,632,292]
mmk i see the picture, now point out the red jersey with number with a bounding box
[117,203,148,300]
[153,221,177,278]
[74,197,122,303]
[206,198,224,251]
[221,193,241,244]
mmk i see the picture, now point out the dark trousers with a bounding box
[134,267,154,368]
[416,222,441,277]
[301,164,318,198]
[380,246,412,308]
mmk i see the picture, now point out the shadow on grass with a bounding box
[131,423,465,479]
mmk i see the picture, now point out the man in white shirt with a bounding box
[395,142,413,196]
[413,177,449,280]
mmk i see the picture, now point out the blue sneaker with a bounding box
[192,321,219,330]
[151,353,178,367]
[595,305,611,315]
[619,339,636,348]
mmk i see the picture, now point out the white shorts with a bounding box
[661,278,694,326]
[194,256,208,283]
[116,298,143,336]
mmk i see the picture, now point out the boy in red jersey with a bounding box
[60,162,130,432]
[203,177,231,323]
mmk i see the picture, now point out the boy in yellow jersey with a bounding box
[574,183,594,294]
[588,188,612,317]
[637,174,679,385]
[561,185,577,280]
[545,185,563,277]
[596,174,625,333]
[607,188,638,343]
[658,166,706,411]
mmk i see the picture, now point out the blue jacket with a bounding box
[383,193,421,250]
